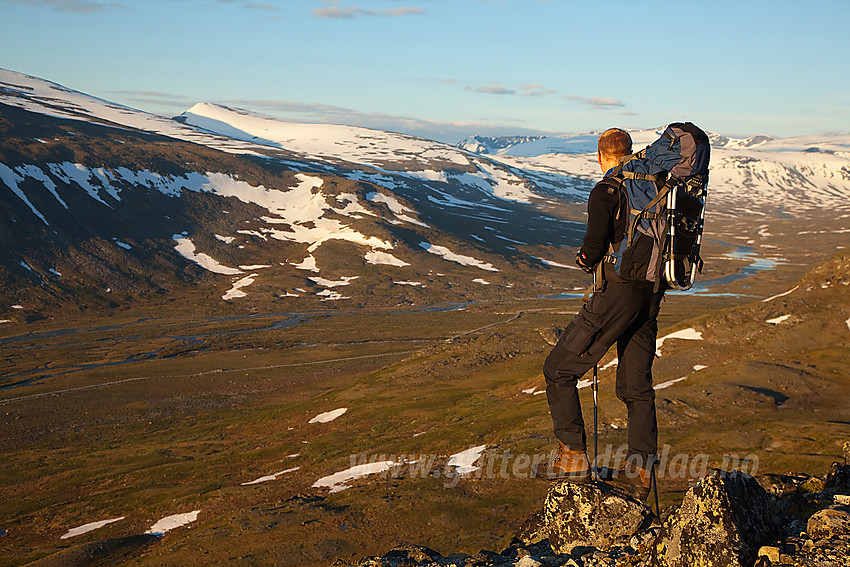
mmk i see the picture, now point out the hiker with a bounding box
[532,128,662,500]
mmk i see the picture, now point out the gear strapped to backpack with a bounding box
[599,122,710,292]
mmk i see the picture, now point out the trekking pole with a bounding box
[652,461,661,518]
[592,270,599,479]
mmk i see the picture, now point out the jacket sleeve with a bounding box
[579,180,620,267]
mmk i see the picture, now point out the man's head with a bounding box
[597,128,632,172]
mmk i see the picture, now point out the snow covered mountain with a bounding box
[459,130,850,213]
[1,66,849,318]
[0,69,587,317]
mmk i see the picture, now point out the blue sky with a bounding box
[1,0,848,143]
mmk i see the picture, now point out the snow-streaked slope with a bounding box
[0,68,551,204]
[178,103,540,203]
[464,128,850,212]
[0,68,265,155]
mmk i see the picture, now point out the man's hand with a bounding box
[576,251,594,274]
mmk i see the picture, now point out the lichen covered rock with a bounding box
[518,480,653,554]
[654,469,778,567]
[807,503,850,539]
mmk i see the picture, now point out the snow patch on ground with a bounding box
[472,278,490,285]
[655,328,703,356]
[598,328,704,371]
[654,377,688,390]
[394,281,422,286]
[309,276,359,288]
[145,511,200,536]
[419,242,498,272]
[533,256,580,270]
[61,517,125,539]
[222,274,257,300]
[654,365,707,390]
[291,255,320,272]
[762,286,799,302]
[173,235,242,275]
[308,408,348,424]
[365,251,410,267]
[312,461,398,493]
[766,314,791,325]
[241,467,300,486]
[317,290,350,301]
[448,445,488,475]
[0,162,49,224]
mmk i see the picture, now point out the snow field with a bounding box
[596,328,704,373]
[308,407,348,424]
[172,236,242,275]
[419,242,498,272]
[61,517,125,539]
[222,274,258,301]
[312,461,399,494]
[447,445,488,476]
[241,467,300,486]
[145,511,200,536]
[59,509,200,541]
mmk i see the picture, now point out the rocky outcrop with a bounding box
[341,447,850,567]
[653,469,778,567]
[517,481,654,554]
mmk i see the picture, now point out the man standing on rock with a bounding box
[532,128,663,501]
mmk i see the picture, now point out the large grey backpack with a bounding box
[603,122,710,291]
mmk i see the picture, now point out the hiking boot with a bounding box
[531,442,591,482]
[602,460,652,500]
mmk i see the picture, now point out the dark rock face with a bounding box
[824,462,850,491]
[654,469,778,567]
[517,481,653,554]
[755,472,811,497]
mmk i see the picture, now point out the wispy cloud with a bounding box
[476,84,516,95]
[466,82,555,97]
[218,0,280,10]
[244,2,278,10]
[221,99,353,115]
[563,95,625,109]
[312,1,424,19]
[519,83,556,97]
[110,90,194,110]
[3,0,127,11]
[201,99,553,144]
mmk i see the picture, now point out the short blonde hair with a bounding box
[598,128,632,159]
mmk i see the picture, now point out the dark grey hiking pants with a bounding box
[544,281,664,460]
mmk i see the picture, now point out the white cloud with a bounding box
[477,85,516,95]
[563,95,625,109]
[5,0,126,11]
[519,83,556,97]
[313,2,424,19]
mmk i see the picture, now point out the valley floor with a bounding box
[1,216,849,566]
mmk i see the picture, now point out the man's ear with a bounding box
[597,151,603,166]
